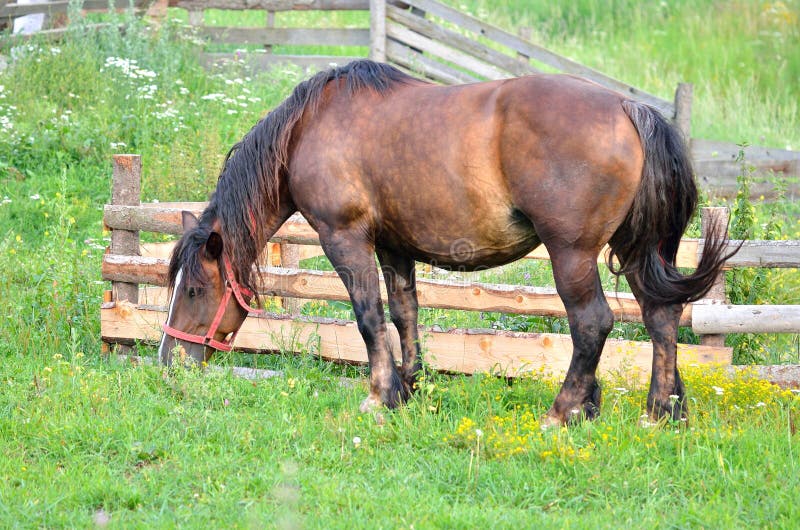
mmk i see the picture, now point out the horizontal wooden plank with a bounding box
[105,206,320,244]
[108,204,707,266]
[103,255,694,325]
[174,0,369,11]
[387,4,538,78]
[201,52,364,71]
[694,159,800,197]
[111,205,800,268]
[693,138,800,164]
[386,21,509,81]
[0,0,149,17]
[0,22,112,44]
[140,240,324,262]
[714,240,800,268]
[199,26,369,46]
[101,302,731,378]
[692,304,800,334]
[386,40,478,84]
[104,255,168,286]
[729,365,800,390]
[399,0,674,115]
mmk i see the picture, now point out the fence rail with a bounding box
[0,0,150,21]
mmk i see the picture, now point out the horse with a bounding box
[158,59,733,426]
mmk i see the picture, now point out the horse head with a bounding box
[158,211,253,366]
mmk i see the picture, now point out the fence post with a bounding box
[109,154,141,354]
[265,10,275,54]
[188,8,203,27]
[697,206,729,348]
[369,0,387,62]
[517,27,531,63]
[674,82,693,142]
[278,243,302,315]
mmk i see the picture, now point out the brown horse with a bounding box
[158,60,732,426]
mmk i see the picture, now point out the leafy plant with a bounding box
[726,146,792,363]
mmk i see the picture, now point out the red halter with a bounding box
[162,255,262,352]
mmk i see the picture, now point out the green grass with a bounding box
[0,3,799,526]
[2,351,799,527]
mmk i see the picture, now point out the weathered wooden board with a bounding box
[0,23,113,44]
[698,239,800,268]
[199,27,370,46]
[0,0,149,17]
[694,164,800,199]
[387,4,538,77]
[386,21,509,81]
[104,256,689,324]
[386,40,478,85]
[693,139,800,165]
[101,302,731,377]
[105,207,320,243]
[369,0,386,62]
[693,304,800,334]
[140,240,323,262]
[175,0,369,11]
[106,205,710,267]
[201,52,364,71]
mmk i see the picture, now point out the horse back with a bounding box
[287,73,644,267]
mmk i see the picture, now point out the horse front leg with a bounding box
[320,231,407,411]
[542,249,614,427]
[377,248,422,395]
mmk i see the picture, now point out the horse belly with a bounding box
[381,207,540,271]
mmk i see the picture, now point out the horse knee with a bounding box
[597,301,614,337]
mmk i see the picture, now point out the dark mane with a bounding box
[169,60,421,292]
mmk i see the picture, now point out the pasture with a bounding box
[0,1,799,527]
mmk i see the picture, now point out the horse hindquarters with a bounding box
[497,79,645,425]
[610,101,734,421]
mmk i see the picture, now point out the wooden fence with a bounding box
[0,0,152,40]
[100,155,800,380]
[171,0,689,134]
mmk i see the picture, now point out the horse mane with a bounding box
[170,60,420,293]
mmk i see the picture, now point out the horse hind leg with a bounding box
[319,230,407,411]
[542,248,614,427]
[625,274,687,422]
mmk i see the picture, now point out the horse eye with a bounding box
[187,287,197,298]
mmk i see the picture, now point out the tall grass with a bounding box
[448,0,800,148]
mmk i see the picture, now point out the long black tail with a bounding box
[608,100,735,306]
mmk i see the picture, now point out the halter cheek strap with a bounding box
[161,256,263,352]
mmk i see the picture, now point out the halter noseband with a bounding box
[162,255,262,352]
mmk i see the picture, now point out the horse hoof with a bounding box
[359,393,383,414]
[539,413,563,431]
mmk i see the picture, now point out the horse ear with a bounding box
[181,211,199,231]
[205,232,224,261]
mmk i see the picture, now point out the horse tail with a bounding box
[608,100,734,305]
